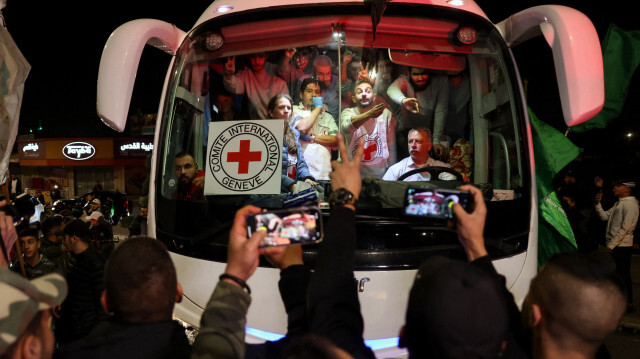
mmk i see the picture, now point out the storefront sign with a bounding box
[114,140,154,159]
[62,142,96,160]
[18,141,46,159]
[119,141,153,152]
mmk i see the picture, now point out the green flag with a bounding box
[571,23,640,133]
[530,108,580,266]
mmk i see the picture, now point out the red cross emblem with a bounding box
[362,140,379,162]
[227,140,262,174]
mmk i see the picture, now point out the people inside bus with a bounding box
[339,47,363,101]
[267,93,319,193]
[341,79,397,178]
[173,151,205,201]
[223,52,289,119]
[291,78,338,181]
[387,67,450,160]
[382,127,455,181]
[372,55,397,99]
[294,55,340,120]
[266,47,315,99]
[445,72,471,145]
[212,89,240,122]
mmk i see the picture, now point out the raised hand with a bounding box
[451,185,488,261]
[402,97,420,114]
[366,103,385,119]
[330,133,363,202]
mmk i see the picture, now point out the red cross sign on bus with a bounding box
[205,120,283,195]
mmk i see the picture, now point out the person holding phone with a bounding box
[192,133,372,359]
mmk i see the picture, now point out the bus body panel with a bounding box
[95,1,601,357]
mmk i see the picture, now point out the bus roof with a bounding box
[194,0,490,30]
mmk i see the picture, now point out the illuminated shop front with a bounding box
[15,138,152,200]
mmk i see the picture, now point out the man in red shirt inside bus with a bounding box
[174,152,205,201]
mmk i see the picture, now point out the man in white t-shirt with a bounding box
[340,80,396,178]
[291,78,338,180]
[383,128,455,181]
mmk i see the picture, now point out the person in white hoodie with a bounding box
[595,179,639,312]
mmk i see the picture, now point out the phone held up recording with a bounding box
[247,206,324,248]
[403,187,472,220]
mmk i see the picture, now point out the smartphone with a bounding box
[403,187,472,219]
[247,206,324,248]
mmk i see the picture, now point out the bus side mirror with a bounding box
[497,5,604,127]
[97,19,186,132]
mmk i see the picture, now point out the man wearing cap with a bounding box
[55,219,107,345]
[82,198,101,222]
[399,184,525,358]
[595,179,639,312]
[88,212,114,260]
[0,268,67,359]
[10,228,59,280]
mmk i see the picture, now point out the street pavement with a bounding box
[604,254,640,358]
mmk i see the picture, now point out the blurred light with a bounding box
[246,327,399,350]
[627,132,633,138]
[369,68,377,82]
[215,5,234,13]
[447,0,466,5]
[457,26,478,44]
[204,32,224,51]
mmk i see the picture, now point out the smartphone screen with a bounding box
[247,206,323,248]
[404,188,471,219]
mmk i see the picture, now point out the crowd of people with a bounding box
[1,46,636,359]
[1,134,633,359]
[199,46,472,198]
[555,165,639,314]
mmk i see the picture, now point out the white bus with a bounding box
[96,0,603,356]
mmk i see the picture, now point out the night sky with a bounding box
[4,0,638,178]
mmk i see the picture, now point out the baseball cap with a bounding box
[91,198,101,205]
[613,179,636,188]
[0,268,67,354]
[63,218,90,238]
[89,211,103,221]
[403,256,509,358]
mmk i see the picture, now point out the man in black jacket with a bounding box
[54,219,107,346]
[399,184,527,358]
[54,236,191,359]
